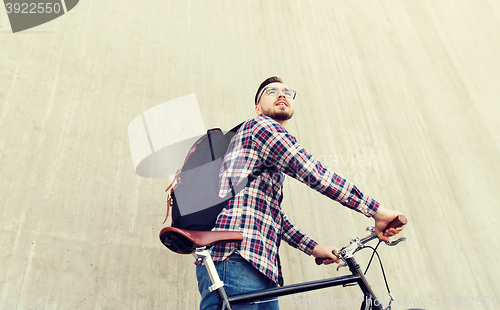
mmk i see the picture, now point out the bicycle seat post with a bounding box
[192,247,233,310]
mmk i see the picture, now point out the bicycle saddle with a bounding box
[159,227,243,254]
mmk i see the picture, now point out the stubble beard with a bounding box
[262,108,294,121]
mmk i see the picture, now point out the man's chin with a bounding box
[264,111,293,121]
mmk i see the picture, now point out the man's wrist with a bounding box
[372,205,388,221]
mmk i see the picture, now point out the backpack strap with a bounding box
[163,193,173,225]
[229,122,245,133]
[163,168,182,224]
[224,122,245,139]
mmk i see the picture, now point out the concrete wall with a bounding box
[1,0,499,309]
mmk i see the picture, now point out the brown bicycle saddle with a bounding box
[159,227,243,254]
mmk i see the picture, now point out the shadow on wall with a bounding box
[128,94,207,180]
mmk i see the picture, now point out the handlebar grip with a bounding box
[315,255,335,266]
[384,214,407,233]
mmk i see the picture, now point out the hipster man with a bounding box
[196,76,405,309]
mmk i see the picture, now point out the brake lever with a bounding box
[336,238,409,273]
[336,262,347,271]
[382,237,409,246]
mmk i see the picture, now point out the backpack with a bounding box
[163,122,263,231]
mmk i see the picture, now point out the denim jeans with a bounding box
[196,253,279,310]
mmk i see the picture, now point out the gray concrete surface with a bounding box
[1,0,500,309]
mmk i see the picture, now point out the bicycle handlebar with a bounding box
[315,215,407,265]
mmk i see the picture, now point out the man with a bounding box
[195,77,405,309]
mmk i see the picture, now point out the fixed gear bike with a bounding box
[160,215,424,310]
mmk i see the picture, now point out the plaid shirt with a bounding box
[200,115,379,286]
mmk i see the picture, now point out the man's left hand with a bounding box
[312,245,340,265]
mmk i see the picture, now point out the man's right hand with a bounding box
[372,206,406,242]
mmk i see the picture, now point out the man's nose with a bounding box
[277,90,286,98]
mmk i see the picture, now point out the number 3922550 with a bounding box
[5,3,62,14]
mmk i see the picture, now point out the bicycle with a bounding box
[160,215,424,310]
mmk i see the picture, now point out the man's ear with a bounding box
[255,104,263,115]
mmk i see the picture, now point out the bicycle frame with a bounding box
[193,225,407,310]
[227,256,383,310]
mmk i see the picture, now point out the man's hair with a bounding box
[255,76,284,105]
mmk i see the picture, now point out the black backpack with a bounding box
[163,122,263,231]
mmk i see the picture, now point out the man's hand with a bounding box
[312,245,340,265]
[372,206,406,242]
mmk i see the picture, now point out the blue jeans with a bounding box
[196,253,279,310]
